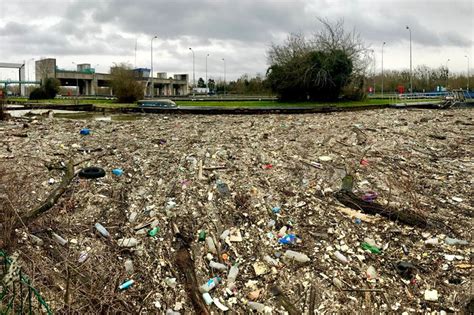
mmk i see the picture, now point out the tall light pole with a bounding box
[371,49,376,94]
[406,26,413,94]
[189,47,195,89]
[445,58,450,90]
[465,55,470,91]
[205,53,210,88]
[222,58,226,96]
[381,42,386,97]
[150,35,158,98]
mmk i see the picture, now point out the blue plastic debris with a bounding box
[80,128,90,135]
[112,168,124,176]
[278,233,297,245]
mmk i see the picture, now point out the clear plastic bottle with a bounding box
[206,236,217,254]
[199,277,220,293]
[284,250,310,263]
[334,251,349,264]
[227,264,239,284]
[209,261,227,270]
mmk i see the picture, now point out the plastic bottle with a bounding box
[227,265,239,284]
[198,230,206,241]
[284,250,310,263]
[95,223,110,238]
[209,261,227,270]
[118,238,139,247]
[202,293,213,305]
[119,279,134,290]
[199,277,220,293]
[206,236,217,254]
[334,251,349,264]
[51,232,68,246]
[148,227,160,237]
[78,251,88,263]
[444,237,468,245]
[361,242,381,254]
[80,128,90,135]
[263,255,279,266]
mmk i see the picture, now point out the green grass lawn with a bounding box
[175,98,426,108]
[8,96,443,109]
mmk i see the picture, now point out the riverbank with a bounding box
[1,108,472,313]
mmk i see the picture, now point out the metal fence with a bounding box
[0,250,52,314]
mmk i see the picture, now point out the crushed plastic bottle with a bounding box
[284,250,310,263]
[95,223,110,238]
[118,238,139,247]
[263,255,279,266]
[199,277,220,293]
[278,233,297,245]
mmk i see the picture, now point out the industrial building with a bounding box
[35,58,189,97]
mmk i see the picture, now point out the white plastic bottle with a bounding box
[284,250,310,263]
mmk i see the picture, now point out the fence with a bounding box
[0,250,51,314]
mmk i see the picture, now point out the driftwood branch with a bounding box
[19,161,75,226]
[334,190,427,228]
[175,231,210,315]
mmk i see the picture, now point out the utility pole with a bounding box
[222,58,226,96]
[189,47,195,88]
[206,53,210,89]
[465,55,470,91]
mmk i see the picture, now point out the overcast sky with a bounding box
[0,0,472,81]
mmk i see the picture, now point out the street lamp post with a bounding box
[150,35,158,98]
[381,42,386,98]
[445,59,450,90]
[189,47,195,89]
[222,58,226,96]
[205,53,210,88]
[465,55,470,91]
[371,49,376,94]
[72,62,79,104]
[406,26,413,94]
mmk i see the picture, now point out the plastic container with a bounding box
[209,261,227,270]
[284,250,310,263]
[95,223,110,238]
[199,277,220,293]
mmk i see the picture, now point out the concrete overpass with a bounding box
[36,58,189,96]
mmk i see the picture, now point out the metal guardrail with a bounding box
[0,250,52,314]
